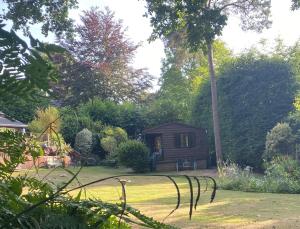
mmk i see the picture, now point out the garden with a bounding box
[1,0,300,228]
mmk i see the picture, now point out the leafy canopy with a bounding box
[144,0,271,49]
[144,39,232,126]
[0,0,78,37]
[0,94,49,123]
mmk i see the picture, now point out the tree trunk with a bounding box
[207,41,223,166]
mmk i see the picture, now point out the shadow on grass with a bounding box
[167,190,300,228]
[17,167,300,228]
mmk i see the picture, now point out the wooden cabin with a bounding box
[143,122,209,171]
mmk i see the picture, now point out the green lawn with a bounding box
[19,166,300,228]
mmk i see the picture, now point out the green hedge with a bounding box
[117,140,150,173]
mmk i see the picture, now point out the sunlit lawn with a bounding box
[19,166,300,229]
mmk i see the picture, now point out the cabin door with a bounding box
[146,134,163,171]
[153,135,162,153]
[153,135,162,159]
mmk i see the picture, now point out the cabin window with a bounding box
[174,132,196,148]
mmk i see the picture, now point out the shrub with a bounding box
[263,123,295,161]
[101,126,128,144]
[218,161,246,178]
[263,157,300,194]
[101,136,118,159]
[264,156,300,181]
[218,158,300,194]
[28,106,61,134]
[100,126,128,159]
[92,133,105,159]
[77,99,145,137]
[117,140,150,173]
[113,127,128,143]
[74,128,93,158]
[218,162,256,191]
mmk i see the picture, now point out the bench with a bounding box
[176,159,197,172]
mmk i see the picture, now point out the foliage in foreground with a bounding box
[218,157,300,194]
[1,0,77,38]
[0,24,65,100]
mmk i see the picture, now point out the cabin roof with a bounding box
[0,111,27,128]
[143,122,203,134]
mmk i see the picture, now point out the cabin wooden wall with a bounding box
[145,123,209,162]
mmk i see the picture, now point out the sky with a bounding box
[221,1,300,52]
[5,0,300,85]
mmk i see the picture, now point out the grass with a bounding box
[18,166,300,228]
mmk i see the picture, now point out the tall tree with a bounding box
[143,67,192,126]
[142,37,232,129]
[59,7,153,104]
[144,0,271,166]
[162,37,232,94]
